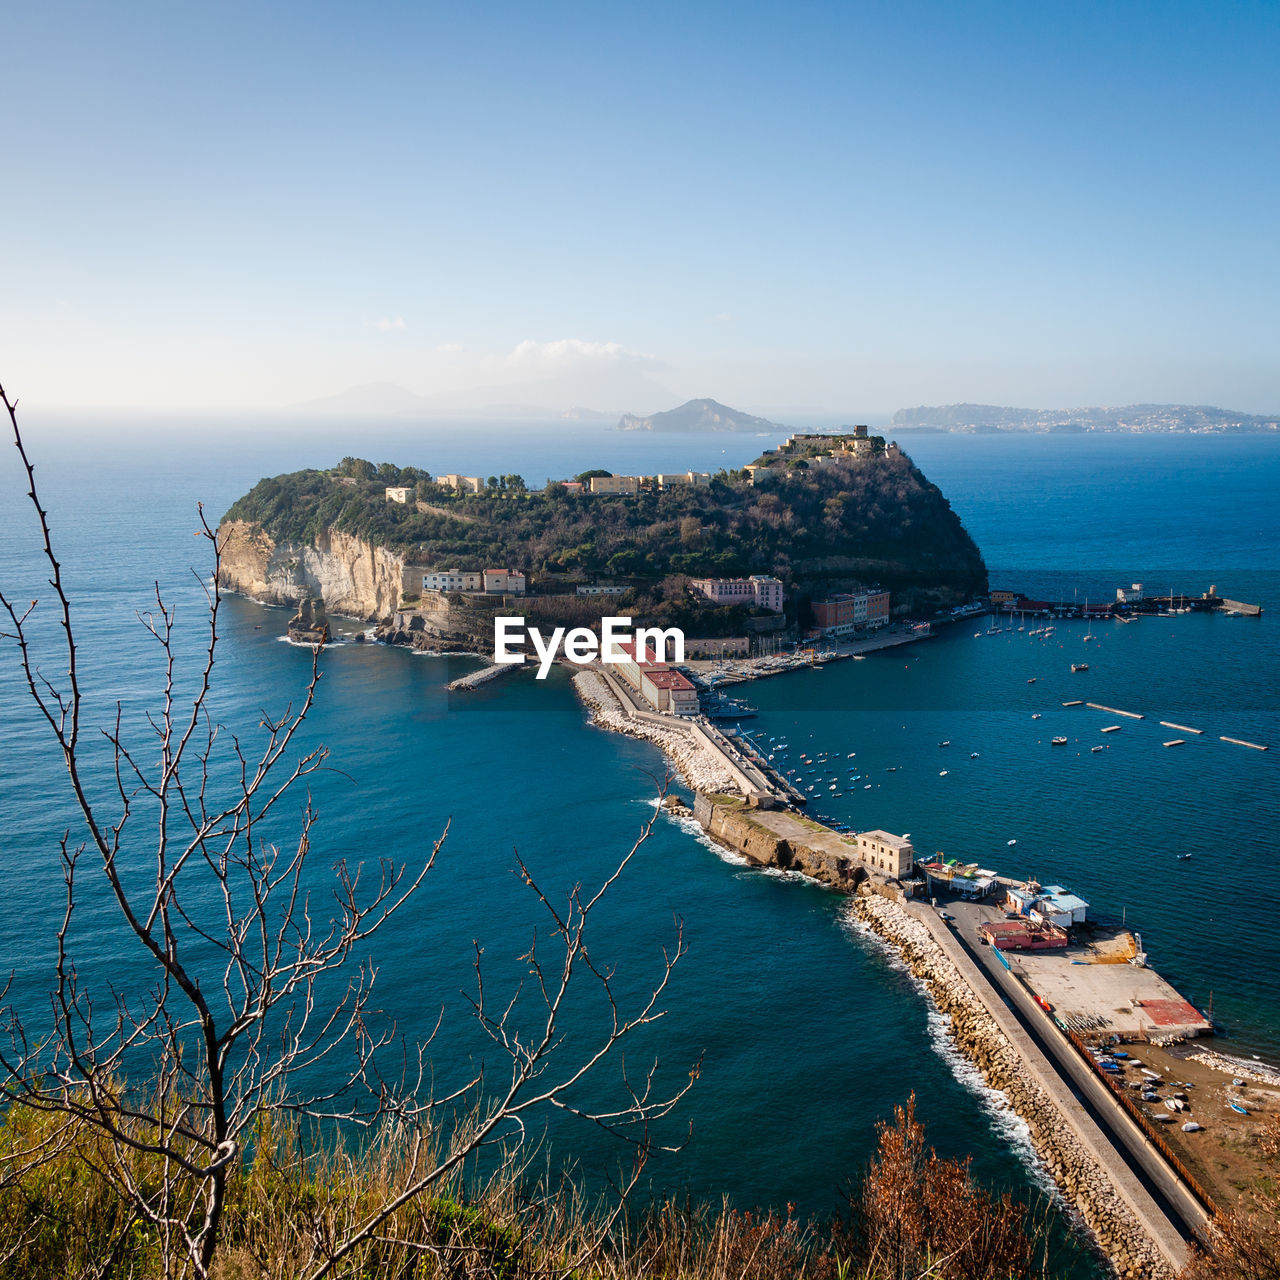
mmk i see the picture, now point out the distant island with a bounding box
[891,402,1279,434]
[617,398,784,433]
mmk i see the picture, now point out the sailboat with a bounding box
[1083,599,1095,642]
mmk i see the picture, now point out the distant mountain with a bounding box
[618,398,784,433]
[892,403,1279,433]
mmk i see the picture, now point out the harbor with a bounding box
[566,596,1278,1274]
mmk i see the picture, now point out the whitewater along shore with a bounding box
[852,893,1190,1278]
[567,672,1200,1277]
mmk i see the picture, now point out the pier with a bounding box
[446,662,517,691]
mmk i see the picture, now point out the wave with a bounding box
[660,806,751,867]
[839,909,1060,1199]
[275,635,349,648]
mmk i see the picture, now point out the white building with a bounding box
[483,569,526,595]
[441,474,485,494]
[689,575,784,613]
[385,486,411,503]
[1117,583,1145,603]
[656,471,711,488]
[422,569,483,593]
[576,583,628,596]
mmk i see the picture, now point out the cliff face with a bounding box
[217,520,406,621]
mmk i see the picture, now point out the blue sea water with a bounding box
[1,416,1277,1273]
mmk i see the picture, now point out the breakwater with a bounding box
[675,786,1194,1275]
[851,894,1181,1279]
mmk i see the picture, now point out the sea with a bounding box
[1,416,1277,1274]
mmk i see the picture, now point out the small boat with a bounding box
[1177,853,1192,861]
[1099,1062,1121,1074]
[1153,1112,1177,1123]
[1071,662,1089,672]
[1165,1098,1184,1112]
[1051,736,1068,746]
[1007,839,1017,846]
[1091,745,1108,753]
[1229,1102,1249,1115]
[970,752,980,759]
[1032,713,1041,720]
[1111,1050,1129,1059]
[863,783,871,790]
[939,740,950,747]
[1182,1122,1203,1132]
[938,770,949,777]
[1027,677,1037,683]
[1232,1077,1245,1086]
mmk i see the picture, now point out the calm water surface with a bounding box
[2,418,1277,1274]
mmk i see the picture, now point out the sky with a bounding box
[3,0,1278,418]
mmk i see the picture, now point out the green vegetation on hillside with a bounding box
[222,448,987,615]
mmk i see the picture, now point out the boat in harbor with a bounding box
[1051,736,1068,745]
[1229,1102,1249,1115]
[938,769,949,776]
[1071,662,1089,672]
[1091,745,1107,753]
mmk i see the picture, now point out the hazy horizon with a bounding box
[4,2,1278,418]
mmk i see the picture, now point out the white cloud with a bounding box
[437,342,465,353]
[506,338,657,369]
[368,316,406,332]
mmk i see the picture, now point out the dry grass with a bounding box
[0,1097,1064,1280]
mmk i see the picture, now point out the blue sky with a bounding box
[3,0,1278,415]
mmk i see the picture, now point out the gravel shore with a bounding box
[572,670,740,795]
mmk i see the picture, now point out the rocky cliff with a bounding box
[217,520,407,621]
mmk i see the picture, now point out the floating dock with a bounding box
[1163,739,1185,748]
[1160,721,1203,735]
[1087,703,1145,719]
[1220,736,1269,751]
[1062,700,1084,707]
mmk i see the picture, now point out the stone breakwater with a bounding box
[852,893,1174,1280]
[572,671,738,795]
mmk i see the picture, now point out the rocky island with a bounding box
[216,431,986,652]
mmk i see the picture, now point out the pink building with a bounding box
[689,575,784,613]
